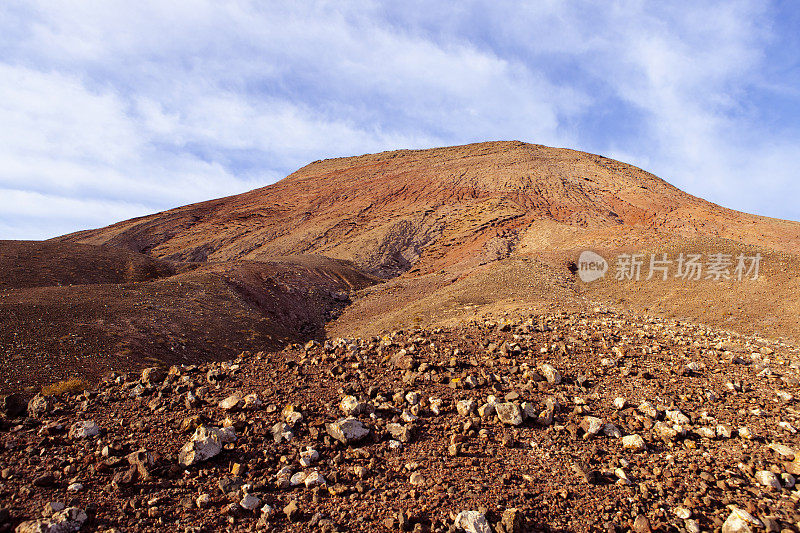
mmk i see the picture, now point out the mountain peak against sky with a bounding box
[58,142,800,279]
[2,2,800,240]
[290,140,680,195]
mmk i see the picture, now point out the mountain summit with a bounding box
[57,141,800,279]
[3,141,800,393]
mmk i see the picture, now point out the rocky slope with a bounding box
[54,141,800,344]
[0,243,376,394]
[1,309,799,532]
[7,141,800,393]
[56,141,800,275]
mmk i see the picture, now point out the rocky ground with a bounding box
[1,308,799,532]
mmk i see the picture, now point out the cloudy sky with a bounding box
[1,1,798,239]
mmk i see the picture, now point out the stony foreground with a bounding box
[1,309,800,532]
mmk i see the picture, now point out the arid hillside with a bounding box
[58,141,800,276]
[6,141,800,393]
[0,242,376,394]
[56,141,800,342]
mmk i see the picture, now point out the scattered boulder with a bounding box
[219,392,243,411]
[126,449,154,480]
[16,507,87,533]
[580,416,603,439]
[178,425,236,466]
[27,394,50,419]
[141,367,167,386]
[325,417,370,444]
[453,510,492,533]
[68,420,100,439]
[721,508,762,533]
[622,434,646,451]
[496,403,523,426]
[387,423,416,443]
[340,395,367,416]
[240,494,261,511]
[539,364,561,385]
[755,470,782,489]
[271,422,294,444]
[457,399,476,416]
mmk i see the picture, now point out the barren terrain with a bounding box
[2,141,800,531]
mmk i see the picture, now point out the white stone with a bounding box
[496,403,523,426]
[243,393,262,409]
[694,426,716,439]
[326,417,370,444]
[299,447,319,467]
[457,399,476,416]
[178,425,236,466]
[768,443,796,459]
[638,401,658,419]
[240,494,261,511]
[16,507,87,533]
[429,397,443,415]
[716,425,733,438]
[674,507,691,519]
[219,392,243,410]
[666,409,690,426]
[68,420,100,439]
[755,470,782,489]
[581,416,603,438]
[401,410,418,423]
[196,494,211,508]
[340,395,364,416]
[453,510,492,533]
[721,508,761,533]
[304,471,326,488]
[477,403,495,419]
[539,364,561,384]
[405,391,420,405]
[622,434,646,451]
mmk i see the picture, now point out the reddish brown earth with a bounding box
[55,140,800,342]
[3,141,800,532]
[1,310,799,532]
[57,141,800,271]
[0,242,375,394]
[7,140,800,390]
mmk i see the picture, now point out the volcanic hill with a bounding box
[3,140,800,393]
[3,141,800,533]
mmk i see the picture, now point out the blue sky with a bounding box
[1,1,799,239]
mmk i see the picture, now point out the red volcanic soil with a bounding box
[0,241,177,289]
[0,242,376,394]
[57,141,800,275]
[5,141,800,393]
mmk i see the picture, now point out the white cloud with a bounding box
[0,0,797,240]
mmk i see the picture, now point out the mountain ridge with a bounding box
[53,141,800,276]
[5,140,800,393]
